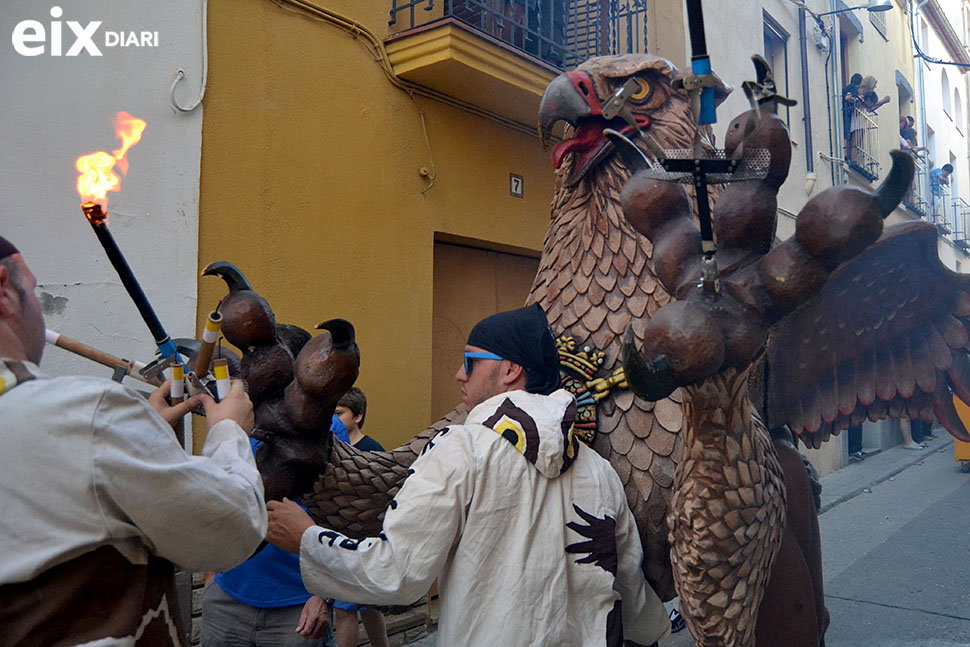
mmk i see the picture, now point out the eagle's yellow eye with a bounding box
[631,77,650,100]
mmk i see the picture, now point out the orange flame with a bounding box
[76,111,147,206]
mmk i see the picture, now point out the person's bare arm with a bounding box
[296,596,331,638]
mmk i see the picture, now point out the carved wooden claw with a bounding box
[620,323,676,401]
[619,105,915,397]
[203,261,361,502]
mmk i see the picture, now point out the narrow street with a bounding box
[662,435,970,647]
[821,439,970,647]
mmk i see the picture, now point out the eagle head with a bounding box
[539,54,730,188]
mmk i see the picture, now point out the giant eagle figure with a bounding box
[204,54,970,647]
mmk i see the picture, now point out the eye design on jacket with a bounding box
[482,397,541,465]
[494,419,527,454]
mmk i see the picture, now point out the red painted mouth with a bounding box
[551,116,652,186]
[552,119,609,170]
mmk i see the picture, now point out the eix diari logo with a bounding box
[11,6,159,57]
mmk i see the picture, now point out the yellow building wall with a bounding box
[197,0,555,450]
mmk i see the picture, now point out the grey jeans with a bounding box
[201,582,335,647]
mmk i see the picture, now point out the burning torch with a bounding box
[75,112,183,368]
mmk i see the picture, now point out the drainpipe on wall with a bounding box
[798,9,815,176]
[823,44,836,187]
[827,0,843,186]
[914,0,930,207]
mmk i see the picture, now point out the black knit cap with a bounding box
[466,303,561,395]
[0,236,18,261]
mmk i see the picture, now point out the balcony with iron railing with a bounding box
[844,104,880,182]
[384,0,648,126]
[903,154,928,219]
[949,196,970,249]
[389,0,648,69]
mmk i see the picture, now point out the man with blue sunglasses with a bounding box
[268,304,669,646]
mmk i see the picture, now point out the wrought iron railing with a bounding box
[843,105,880,182]
[388,0,649,70]
[903,154,928,218]
[928,184,952,233]
[607,0,648,62]
[950,196,970,247]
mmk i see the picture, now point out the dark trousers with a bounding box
[847,425,863,454]
[910,419,931,443]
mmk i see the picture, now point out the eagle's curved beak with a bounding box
[538,71,598,150]
[539,70,628,187]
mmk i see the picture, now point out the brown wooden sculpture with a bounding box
[612,85,970,647]
[203,262,360,503]
[205,54,970,647]
[220,54,814,645]
[531,55,717,600]
[303,56,713,572]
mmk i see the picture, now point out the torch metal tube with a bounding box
[171,363,185,404]
[194,310,222,377]
[82,202,179,360]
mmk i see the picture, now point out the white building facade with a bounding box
[1,0,206,382]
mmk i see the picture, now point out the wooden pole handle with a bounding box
[53,334,131,372]
[46,330,163,386]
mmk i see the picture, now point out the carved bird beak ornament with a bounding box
[539,57,731,188]
[539,69,655,188]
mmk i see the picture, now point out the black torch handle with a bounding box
[685,0,708,60]
[684,0,716,125]
[83,204,176,359]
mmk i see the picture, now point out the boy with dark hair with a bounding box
[331,386,389,647]
[930,163,954,218]
[335,387,382,452]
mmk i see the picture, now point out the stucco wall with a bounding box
[916,3,970,205]
[197,0,554,449]
[1,0,203,380]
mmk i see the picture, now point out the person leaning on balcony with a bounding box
[862,90,889,114]
[0,236,267,646]
[858,76,890,112]
[841,73,863,146]
[848,77,887,152]
[930,163,954,217]
[900,117,928,159]
[846,77,890,166]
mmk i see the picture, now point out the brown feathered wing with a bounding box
[767,220,970,445]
